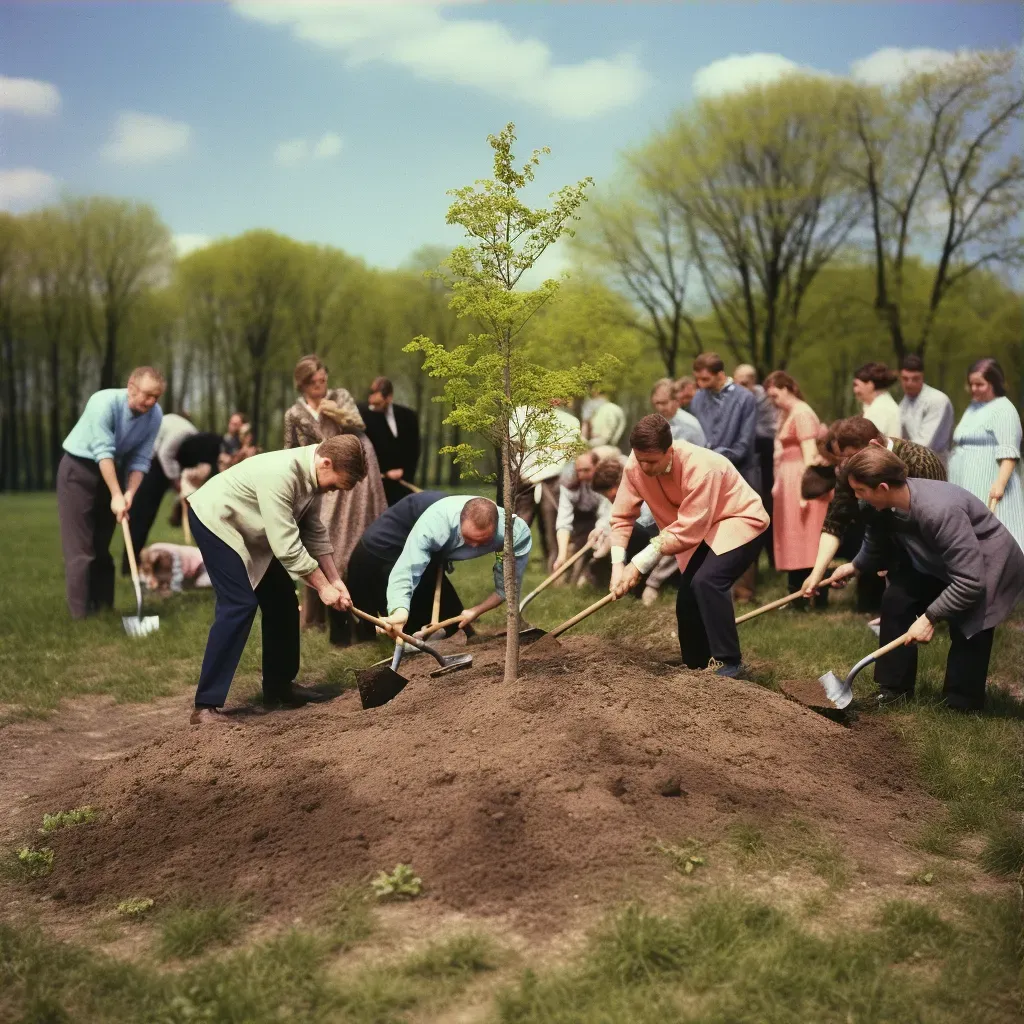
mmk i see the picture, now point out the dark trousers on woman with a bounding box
[190,509,299,708]
[57,454,118,619]
[346,539,465,637]
[676,537,762,669]
[122,460,169,575]
[875,567,993,711]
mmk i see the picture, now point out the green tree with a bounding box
[845,50,1024,359]
[406,124,611,682]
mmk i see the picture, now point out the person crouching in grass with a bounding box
[185,435,366,726]
[829,446,1024,712]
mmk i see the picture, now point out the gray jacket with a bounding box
[854,478,1024,638]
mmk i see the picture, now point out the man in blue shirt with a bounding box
[57,367,165,618]
[689,352,758,488]
[346,492,532,637]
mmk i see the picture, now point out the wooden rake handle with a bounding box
[519,540,595,611]
[548,592,617,640]
[734,572,839,624]
[121,518,140,588]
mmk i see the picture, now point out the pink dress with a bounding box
[772,402,829,571]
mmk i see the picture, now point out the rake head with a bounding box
[819,670,853,709]
[123,614,160,638]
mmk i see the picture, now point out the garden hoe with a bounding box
[524,592,617,659]
[734,572,838,624]
[121,519,160,638]
[352,606,473,710]
[819,632,913,709]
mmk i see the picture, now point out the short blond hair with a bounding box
[128,366,165,387]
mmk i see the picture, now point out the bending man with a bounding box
[609,415,768,677]
[831,447,1024,711]
[186,435,366,725]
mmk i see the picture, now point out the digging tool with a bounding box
[121,519,160,638]
[387,565,449,666]
[182,497,193,545]
[819,632,913,709]
[988,497,999,513]
[390,476,423,494]
[352,606,473,710]
[734,572,839,624]
[525,592,617,658]
[519,540,595,613]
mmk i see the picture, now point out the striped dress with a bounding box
[949,396,1024,552]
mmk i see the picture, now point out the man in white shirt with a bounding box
[582,387,627,448]
[650,378,706,446]
[511,399,582,571]
[898,354,954,463]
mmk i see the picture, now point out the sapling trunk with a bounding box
[501,350,520,684]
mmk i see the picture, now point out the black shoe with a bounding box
[263,683,332,708]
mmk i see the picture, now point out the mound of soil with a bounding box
[29,636,934,921]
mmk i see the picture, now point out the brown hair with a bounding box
[800,465,836,501]
[294,355,326,392]
[763,370,804,400]
[461,497,498,533]
[842,446,908,489]
[853,361,897,390]
[818,416,884,464]
[629,414,673,453]
[650,377,676,398]
[967,357,1006,398]
[592,458,624,493]
[128,366,166,387]
[693,352,724,374]
[900,354,924,373]
[316,435,366,481]
[369,376,394,399]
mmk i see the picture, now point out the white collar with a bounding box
[301,398,321,422]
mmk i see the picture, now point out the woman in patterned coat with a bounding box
[284,354,387,644]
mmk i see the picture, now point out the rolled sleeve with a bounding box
[256,487,318,578]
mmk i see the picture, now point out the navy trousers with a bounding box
[190,508,299,708]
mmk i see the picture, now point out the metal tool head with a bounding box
[819,670,854,709]
[122,614,160,638]
[521,633,565,659]
[357,665,409,709]
[429,653,474,677]
[468,627,546,647]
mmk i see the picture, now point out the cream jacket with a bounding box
[187,445,332,588]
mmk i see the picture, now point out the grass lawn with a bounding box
[1,490,1022,1022]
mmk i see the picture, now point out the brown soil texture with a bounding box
[23,636,936,923]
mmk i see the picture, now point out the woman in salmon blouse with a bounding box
[764,371,831,608]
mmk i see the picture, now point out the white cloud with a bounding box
[692,53,826,98]
[231,1,649,119]
[0,74,61,116]
[101,111,191,165]
[173,233,213,257]
[850,47,967,86]
[0,168,58,209]
[274,131,343,166]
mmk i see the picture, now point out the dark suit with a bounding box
[358,402,421,506]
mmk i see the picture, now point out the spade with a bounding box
[819,631,912,709]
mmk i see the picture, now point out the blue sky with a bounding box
[2,1,1020,273]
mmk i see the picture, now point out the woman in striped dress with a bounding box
[949,358,1024,552]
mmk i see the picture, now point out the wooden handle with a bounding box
[121,518,140,587]
[735,572,838,624]
[549,592,616,639]
[868,631,914,662]
[988,497,999,512]
[431,564,443,625]
[182,498,193,545]
[419,614,464,634]
[350,606,435,656]
[390,476,423,494]
[520,540,595,609]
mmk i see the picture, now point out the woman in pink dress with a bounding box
[765,372,831,609]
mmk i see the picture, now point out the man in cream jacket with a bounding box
[186,435,366,725]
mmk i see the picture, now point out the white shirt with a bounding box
[384,404,398,438]
[512,405,582,484]
[152,413,197,481]
[862,391,901,439]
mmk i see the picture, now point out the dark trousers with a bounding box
[122,461,169,574]
[346,540,464,636]
[875,567,994,710]
[190,509,299,708]
[57,453,118,619]
[839,521,886,614]
[786,569,829,610]
[676,537,762,669]
[755,435,775,568]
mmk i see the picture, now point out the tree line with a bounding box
[1,49,1020,492]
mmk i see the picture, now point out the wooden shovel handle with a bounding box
[988,497,999,513]
[868,631,914,662]
[549,592,616,639]
[734,572,838,624]
[431,563,443,625]
[520,540,595,610]
[182,498,193,545]
[390,476,423,494]
[418,613,464,635]
[350,606,438,658]
[121,518,140,587]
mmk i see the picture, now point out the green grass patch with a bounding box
[319,885,376,952]
[157,901,246,960]
[40,806,98,833]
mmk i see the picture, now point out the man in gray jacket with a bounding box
[830,446,1024,711]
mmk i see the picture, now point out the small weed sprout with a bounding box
[371,864,422,900]
[654,840,706,876]
[40,807,98,833]
[117,897,155,918]
[17,847,54,878]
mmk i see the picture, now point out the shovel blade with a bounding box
[357,666,409,709]
[819,670,853,709]
[429,654,474,678]
[123,615,159,638]
[469,627,546,647]
[522,633,564,659]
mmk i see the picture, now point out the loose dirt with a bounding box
[7,635,937,925]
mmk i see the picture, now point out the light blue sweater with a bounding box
[62,389,163,475]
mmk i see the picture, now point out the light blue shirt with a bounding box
[386,495,533,614]
[669,408,706,446]
[62,389,163,475]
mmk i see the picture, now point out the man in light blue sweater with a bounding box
[57,367,165,618]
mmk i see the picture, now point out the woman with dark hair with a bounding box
[283,354,388,643]
[949,358,1023,551]
[852,362,901,438]
[764,371,830,607]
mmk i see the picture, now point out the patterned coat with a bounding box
[282,389,387,577]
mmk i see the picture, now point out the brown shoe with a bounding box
[190,707,234,726]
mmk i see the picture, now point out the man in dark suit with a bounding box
[358,376,421,506]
